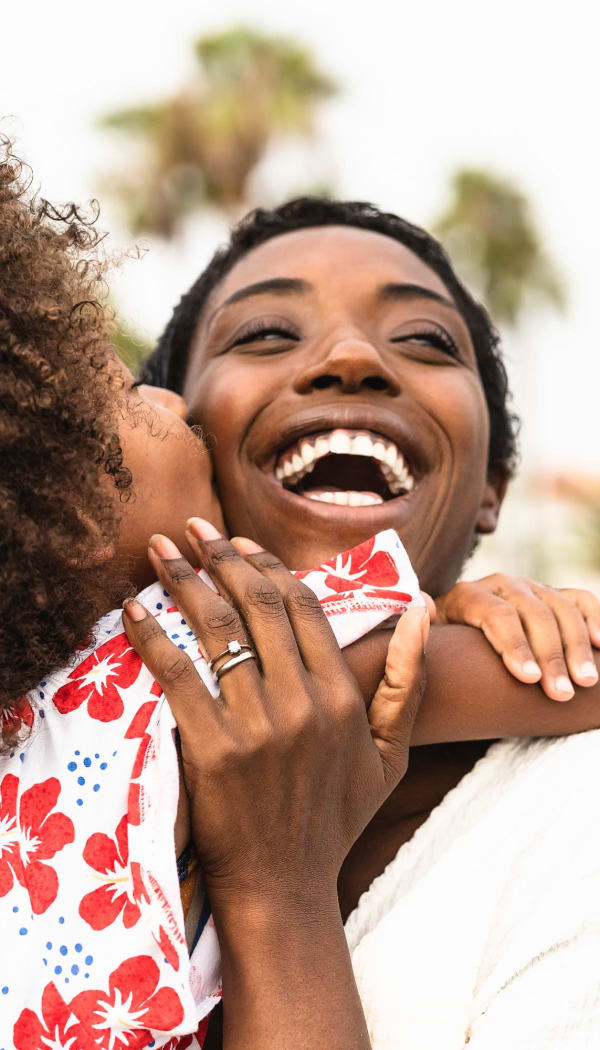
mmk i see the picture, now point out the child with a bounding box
[0,141,423,1049]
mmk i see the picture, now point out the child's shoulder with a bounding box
[1,582,199,748]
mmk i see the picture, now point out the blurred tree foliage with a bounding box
[582,504,600,573]
[112,317,152,372]
[434,169,566,325]
[99,26,337,237]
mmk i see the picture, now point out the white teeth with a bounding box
[372,439,387,463]
[300,440,316,467]
[306,491,331,503]
[275,428,415,497]
[352,434,374,456]
[314,436,330,459]
[306,490,384,507]
[329,429,352,454]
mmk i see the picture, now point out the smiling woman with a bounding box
[143,205,515,594]
[139,196,600,1049]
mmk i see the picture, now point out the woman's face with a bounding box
[109,361,225,589]
[183,226,505,595]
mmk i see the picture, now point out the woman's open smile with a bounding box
[183,225,502,592]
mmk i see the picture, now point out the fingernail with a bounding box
[186,517,222,541]
[579,662,598,683]
[230,536,264,554]
[523,660,542,677]
[554,675,575,699]
[123,598,147,622]
[149,534,181,559]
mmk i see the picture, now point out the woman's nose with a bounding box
[293,338,400,396]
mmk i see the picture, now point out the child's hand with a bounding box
[434,575,600,700]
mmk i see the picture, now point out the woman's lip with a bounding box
[250,405,430,477]
[261,467,420,522]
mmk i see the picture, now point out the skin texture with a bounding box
[176,225,600,962]
[123,528,429,1050]
[183,225,506,596]
[106,365,225,589]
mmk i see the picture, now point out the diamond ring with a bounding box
[208,639,255,673]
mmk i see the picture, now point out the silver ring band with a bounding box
[215,650,257,680]
[208,640,253,671]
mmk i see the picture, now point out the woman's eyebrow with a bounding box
[377,282,459,311]
[208,277,311,327]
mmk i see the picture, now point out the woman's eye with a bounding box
[391,329,458,358]
[229,324,298,350]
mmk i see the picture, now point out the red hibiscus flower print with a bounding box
[0,774,74,914]
[79,815,141,931]
[124,698,159,827]
[53,632,142,722]
[161,1014,210,1049]
[299,537,403,594]
[70,955,184,1049]
[1,696,35,741]
[14,982,96,1050]
[0,772,23,898]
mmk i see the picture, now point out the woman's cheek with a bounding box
[427,371,490,473]
[193,364,254,455]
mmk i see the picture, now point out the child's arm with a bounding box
[345,623,600,746]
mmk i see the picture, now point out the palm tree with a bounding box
[99,26,337,238]
[434,169,566,325]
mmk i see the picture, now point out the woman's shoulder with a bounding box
[347,730,600,949]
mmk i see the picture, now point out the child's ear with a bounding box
[475,468,510,535]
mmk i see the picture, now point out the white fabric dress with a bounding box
[346,729,600,1049]
[0,530,420,1050]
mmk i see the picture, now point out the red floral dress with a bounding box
[0,530,420,1049]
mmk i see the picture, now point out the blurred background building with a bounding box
[3,0,598,589]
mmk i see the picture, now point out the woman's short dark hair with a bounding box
[141,197,519,476]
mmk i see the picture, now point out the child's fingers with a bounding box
[560,587,600,652]
[530,585,598,689]
[368,606,429,790]
[435,586,539,681]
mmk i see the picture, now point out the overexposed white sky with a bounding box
[3,0,599,471]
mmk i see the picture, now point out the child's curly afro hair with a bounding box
[0,138,132,711]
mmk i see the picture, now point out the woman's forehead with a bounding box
[206,225,454,315]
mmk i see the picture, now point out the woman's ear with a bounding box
[475,469,510,535]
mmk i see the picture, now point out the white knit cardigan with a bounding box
[345,729,600,1049]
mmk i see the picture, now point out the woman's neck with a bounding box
[338,740,493,920]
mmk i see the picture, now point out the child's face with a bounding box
[109,359,225,589]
